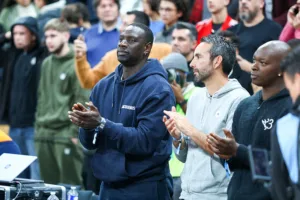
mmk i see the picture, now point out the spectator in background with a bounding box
[218,30,253,94]
[119,0,143,16]
[229,0,282,95]
[271,45,300,200]
[35,19,89,185]
[143,0,164,35]
[207,41,291,200]
[84,0,121,68]
[188,0,203,24]
[0,17,48,180]
[155,0,188,43]
[0,130,21,155]
[227,0,239,19]
[161,52,199,200]
[61,3,91,43]
[171,22,198,85]
[265,0,296,27]
[0,0,38,31]
[279,1,300,42]
[35,0,65,40]
[74,10,172,89]
[287,38,300,49]
[66,0,98,24]
[196,0,237,44]
[163,35,249,200]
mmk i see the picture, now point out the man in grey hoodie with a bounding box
[163,34,249,200]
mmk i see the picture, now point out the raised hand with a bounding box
[207,129,238,159]
[68,101,102,129]
[74,34,87,58]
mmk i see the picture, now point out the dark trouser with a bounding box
[99,179,172,200]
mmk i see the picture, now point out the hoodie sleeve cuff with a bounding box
[235,144,249,166]
[78,127,97,150]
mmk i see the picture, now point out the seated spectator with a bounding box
[0,0,38,31]
[143,0,164,35]
[265,0,296,27]
[155,0,188,43]
[207,41,291,200]
[0,130,20,155]
[271,45,300,200]
[196,0,237,44]
[84,0,121,68]
[61,3,91,43]
[229,0,282,94]
[279,1,300,42]
[74,10,172,89]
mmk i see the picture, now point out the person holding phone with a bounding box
[279,0,300,42]
[270,45,300,200]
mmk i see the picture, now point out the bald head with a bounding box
[257,41,291,62]
[251,41,290,88]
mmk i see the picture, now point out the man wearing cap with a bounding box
[0,16,47,179]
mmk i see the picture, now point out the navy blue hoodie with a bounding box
[79,59,175,184]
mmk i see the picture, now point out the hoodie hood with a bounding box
[207,79,248,98]
[11,16,40,48]
[110,59,168,113]
[114,59,168,85]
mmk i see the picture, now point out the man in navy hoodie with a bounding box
[207,40,292,200]
[69,23,175,200]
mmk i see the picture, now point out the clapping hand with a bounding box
[68,101,102,129]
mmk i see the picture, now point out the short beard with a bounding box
[239,7,259,23]
[51,42,65,55]
[194,68,212,82]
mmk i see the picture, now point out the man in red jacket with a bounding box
[195,0,237,44]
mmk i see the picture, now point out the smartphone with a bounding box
[294,6,299,15]
[248,146,271,182]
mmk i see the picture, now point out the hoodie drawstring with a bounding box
[119,80,127,114]
[112,77,116,108]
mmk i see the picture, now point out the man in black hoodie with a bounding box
[0,17,47,179]
[207,40,292,200]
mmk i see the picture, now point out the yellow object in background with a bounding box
[0,125,9,134]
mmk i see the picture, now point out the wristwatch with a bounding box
[98,117,106,131]
[172,132,183,142]
[93,117,106,145]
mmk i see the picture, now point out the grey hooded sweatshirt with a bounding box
[176,79,249,200]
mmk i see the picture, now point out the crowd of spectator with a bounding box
[0,0,300,199]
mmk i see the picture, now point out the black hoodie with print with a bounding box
[0,17,48,127]
[227,89,292,200]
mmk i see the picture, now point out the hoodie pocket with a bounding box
[187,152,219,193]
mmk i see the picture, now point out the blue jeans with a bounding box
[9,127,40,180]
